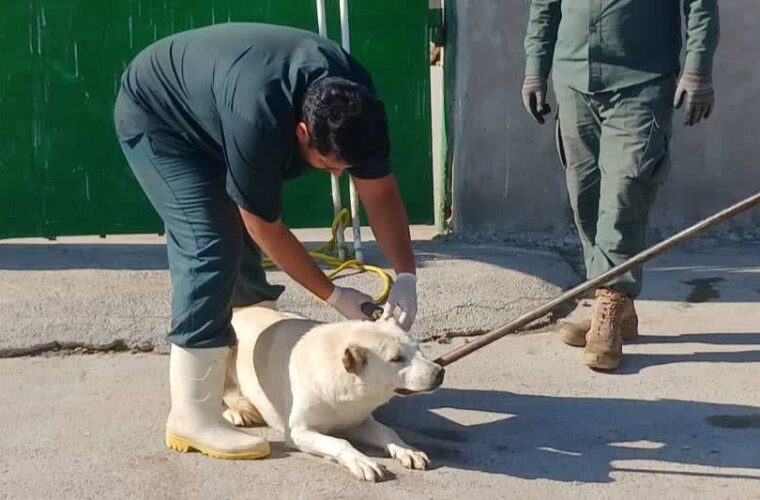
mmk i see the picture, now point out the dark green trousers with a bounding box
[118,132,284,348]
[555,74,676,298]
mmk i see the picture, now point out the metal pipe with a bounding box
[348,179,363,262]
[316,0,347,260]
[435,191,760,367]
[338,0,364,262]
[330,174,347,260]
[339,0,351,51]
[315,0,327,37]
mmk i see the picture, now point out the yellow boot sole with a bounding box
[166,433,270,460]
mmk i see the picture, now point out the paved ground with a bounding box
[0,228,577,353]
[1,233,759,499]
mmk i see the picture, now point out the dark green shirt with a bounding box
[115,23,389,222]
[524,0,720,93]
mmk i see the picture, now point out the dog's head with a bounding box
[341,319,444,400]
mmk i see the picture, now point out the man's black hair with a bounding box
[301,77,390,166]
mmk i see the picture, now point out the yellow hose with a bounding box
[261,209,393,304]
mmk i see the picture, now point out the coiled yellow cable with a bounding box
[261,209,393,304]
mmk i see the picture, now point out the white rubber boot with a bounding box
[165,345,270,459]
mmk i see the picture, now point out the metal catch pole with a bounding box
[435,191,760,367]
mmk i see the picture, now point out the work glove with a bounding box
[674,73,714,126]
[382,273,418,331]
[521,74,552,124]
[326,286,375,321]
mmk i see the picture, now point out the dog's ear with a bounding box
[342,344,368,375]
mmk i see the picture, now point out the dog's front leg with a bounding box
[288,426,389,482]
[343,416,430,470]
[221,346,264,427]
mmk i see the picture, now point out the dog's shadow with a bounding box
[375,389,760,483]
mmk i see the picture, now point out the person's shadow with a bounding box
[375,388,760,483]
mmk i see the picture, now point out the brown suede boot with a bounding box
[558,303,638,348]
[583,288,635,371]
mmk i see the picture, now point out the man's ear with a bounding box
[343,344,368,375]
[295,121,310,145]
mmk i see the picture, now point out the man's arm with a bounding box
[239,208,376,320]
[683,0,720,75]
[352,174,415,275]
[675,0,719,125]
[238,209,334,300]
[524,0,562,78]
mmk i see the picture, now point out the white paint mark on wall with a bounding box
[36,13,42,54]
[41,5,47,27]
[85,173,91,201]
[28,23,34,54]
[504,109,511,198]
[33,121,40,151]
[74,42,79,78]
[129,15,134,48]
[211,0,215,24]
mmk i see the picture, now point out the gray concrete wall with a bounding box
[449,0,760,235]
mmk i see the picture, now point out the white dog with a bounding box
[222,306,444,481]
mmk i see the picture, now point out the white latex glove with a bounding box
[326,286,375,320]
[382,273,418,331]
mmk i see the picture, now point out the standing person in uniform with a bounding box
[114,23,418,459]
[521,1,719,371]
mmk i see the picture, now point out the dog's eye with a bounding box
[390,354,405,363]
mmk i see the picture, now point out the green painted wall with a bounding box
[0,0,432,238]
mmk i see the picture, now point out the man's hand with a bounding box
[326,286,375,320]
[352,175,418,330]
[674,73,714,126]
[382,273,417,331]
[521,74,552,124]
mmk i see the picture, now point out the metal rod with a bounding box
[339,0,351,51]
[331,174,347,261]
[338,0,363,262]
[435,191,760,367]
[349,179,363,262]
[316,0,347,260]
[315,0,327,37]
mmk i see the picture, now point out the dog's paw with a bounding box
[222,398,264,427]
[388,444,430,470]
[340,451,389,482]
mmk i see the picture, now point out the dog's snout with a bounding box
[434,366,445,387]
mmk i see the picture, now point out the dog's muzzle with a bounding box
[433,366,445,387]
[395,365,445,395]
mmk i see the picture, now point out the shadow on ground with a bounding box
[376,387,760,484]
[0,243,169,270]
[615,332,760,375]
[2,240,758,305]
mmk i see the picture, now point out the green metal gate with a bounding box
[0,0,432,238]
